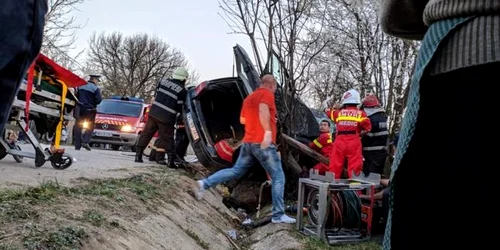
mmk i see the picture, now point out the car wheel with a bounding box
[0,144,7,161]
[13,145,23,163]
[43,132,54,143]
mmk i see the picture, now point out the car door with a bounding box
[233,44,260,95]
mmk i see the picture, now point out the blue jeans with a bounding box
[203,143,285,220]
[0,0,48,132]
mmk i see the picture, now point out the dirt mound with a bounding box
[0,168,243,250]
[0,166,381,250]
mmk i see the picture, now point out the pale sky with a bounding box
[70,0,254,82]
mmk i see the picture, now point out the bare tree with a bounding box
[42,0,86,70]
[302,0,419,135]
[86,32,189,101]
[219,0,330,135]
[188,69,201,87]
[218,0,335,196]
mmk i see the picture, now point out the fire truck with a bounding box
[90,96,150,151]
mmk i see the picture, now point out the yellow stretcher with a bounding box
[0,54,84,169]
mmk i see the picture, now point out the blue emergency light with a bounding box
[110,95,144,103]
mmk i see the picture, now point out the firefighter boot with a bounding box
[168,154,177,169]
[135,148,144,163]
[155,151,167,166]
[149,148,157,162]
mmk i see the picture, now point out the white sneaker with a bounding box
[193,180,205,200]
[272,214,296,224]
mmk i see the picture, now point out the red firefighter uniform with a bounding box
[309,132,333,175]
[326,107,371,178]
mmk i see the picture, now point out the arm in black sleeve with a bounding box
[176,113,184,126]
[94,88,102,105]
[176,89,187,114]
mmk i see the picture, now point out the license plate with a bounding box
[186,113,199,141]
[95,131,113,137]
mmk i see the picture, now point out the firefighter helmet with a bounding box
[172,67,189,81]
[341,89,361,105]
[362,95,381,107]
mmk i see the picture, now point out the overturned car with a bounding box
[182,44,324,210]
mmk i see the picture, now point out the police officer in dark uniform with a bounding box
[74,74,102,151]
[361,95,389,176]
[135,67,188,167]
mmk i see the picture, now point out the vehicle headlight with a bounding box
[121,125,134,132]
[82,121,89,129]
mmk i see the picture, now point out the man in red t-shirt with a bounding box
[193,74,296,224]
[309,120,333,175]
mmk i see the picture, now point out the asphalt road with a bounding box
[0,143,196,189]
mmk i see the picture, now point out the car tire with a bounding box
[0,144,7,161]
[13,145,23,163]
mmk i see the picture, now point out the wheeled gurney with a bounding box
[0,54,86,169]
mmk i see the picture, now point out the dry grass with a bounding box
[0,173,176,249]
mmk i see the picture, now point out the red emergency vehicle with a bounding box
[91,96,152,151]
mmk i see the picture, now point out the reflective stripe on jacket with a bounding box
[327,107,372,136]
[149,78,186,124]
[362,109,389,151]
[309,132,333,157]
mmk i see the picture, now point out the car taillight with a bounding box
[195,81,207,96]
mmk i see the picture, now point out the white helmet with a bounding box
[341,89,361,105]
[172,67,189,81]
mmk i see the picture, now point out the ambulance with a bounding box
[90,96,150,151]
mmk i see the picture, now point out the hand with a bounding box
[332,103,342,110]
[261,131,272,149]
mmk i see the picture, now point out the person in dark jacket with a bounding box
[149,93,191,166]
[360,95,389,176]
[0,0,47,133]
[381,1,499,249]
[73,74,102,151]
[174,113,190,164]
[134,67,188,167]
